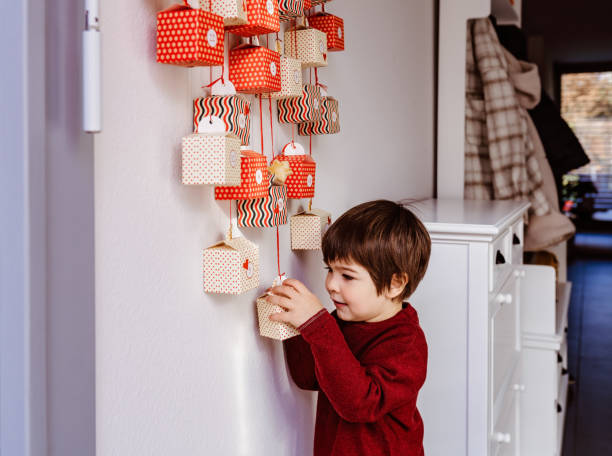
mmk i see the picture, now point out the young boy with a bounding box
[267,200,431,456]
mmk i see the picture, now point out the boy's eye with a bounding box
[324,266,332,272]
[342,274,354,281]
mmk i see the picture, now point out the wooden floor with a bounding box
[562,234,612,455]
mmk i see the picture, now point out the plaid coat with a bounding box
[464,18,549,216]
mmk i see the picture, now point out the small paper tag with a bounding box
[197,115,226,134]
[282,142,305,156]
[306,174,313,187]
[270,62,277,76]
[238,113,246,129]
[313,98,320,111]
[230,150,239,168]
[331,111,337,122]
[319,40,325,53]
[266,0,274,15]
[293,69,301,85]
[319,86,328,97]
[207,29,218,48]
[255,169,263,184]
[272,273,287,287]
[338,27,342,39]
[210,79,237,96]
[277,197,285,211]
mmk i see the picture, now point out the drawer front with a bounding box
[510,219,524,266]
[491,275,520,403]
[490,228,513,293]
[492,378,520,456]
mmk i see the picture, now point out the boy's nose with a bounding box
[325,274,339,293]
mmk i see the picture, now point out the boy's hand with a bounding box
[267,279,325,328]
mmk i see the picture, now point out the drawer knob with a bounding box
[513,383,526,392]
[493,432,512,444]
[496,251,506,265]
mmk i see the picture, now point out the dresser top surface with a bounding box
[407,199,530,237]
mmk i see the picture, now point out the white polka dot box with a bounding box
[229,45,282,94]
[156,4,224,67]
[290,208,331,250]
[226,0,280,37]
[277,84,322,124]
[278,0,304,22]
[298,96,339,135]
[276,151,316,199]
[203,236,259,294]
[261,56,303,100]
[236,179,288,227]
[194,95,251,146]
[181,132,242,185]
[198,0,248,27]
[214,150,270,200]
[284,26,328,68]
[256,296,300,340]
[308,12,344,52]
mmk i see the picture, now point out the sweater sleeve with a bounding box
[282,312,324,391]
[300,311,427,424]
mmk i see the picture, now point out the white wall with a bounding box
[95,1,435,454]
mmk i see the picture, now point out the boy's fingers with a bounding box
[266,293,293,310]
[269,310,290,323]
[283,279,308,294]
[269,285,297,299]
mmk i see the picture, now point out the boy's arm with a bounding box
[300,310,427,424]
[283,335,319,391]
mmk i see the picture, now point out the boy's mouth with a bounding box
[331,298,347,307]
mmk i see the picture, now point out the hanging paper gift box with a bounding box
[308,13,344,51]
[290,208,331,250]
[194,96,251,146]
[284,26,328,68]
[182,132,241,185]
[276,143,316,199]
[278,0,304,21]
[198,0,248,26]
[256,295,300,340]
[236,177,288,227]
[156,4,225,67]
[229,45,282,94]
[203,236,259,294]
[215,150,269,200]
[261,56,302,100]
[227,0,280,36]
[277,84,322,123]
[298,96,339,135]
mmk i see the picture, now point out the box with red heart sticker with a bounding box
[308,13,344,51]
[203,236,259,294]
[229,45,282,94]
[227,0,280,37]
[156,4,225,67]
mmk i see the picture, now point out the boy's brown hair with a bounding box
[322,200,431,301]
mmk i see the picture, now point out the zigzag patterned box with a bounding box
[278,0,304,21]
[226,0,280,37]
[298,96,339,135]
[194,96,251,146]
[277,84,322,124]
[237,179,288,227]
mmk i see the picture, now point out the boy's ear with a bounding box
[386,273,409,300]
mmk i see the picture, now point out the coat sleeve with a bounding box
[283,333,319,391]
[299,310,427,424]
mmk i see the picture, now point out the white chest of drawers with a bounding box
[409,199,530,456]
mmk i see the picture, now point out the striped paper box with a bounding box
[193,96,251,146]
[227,0,280,36]
[308,13,344,51]
[181,133,241,185]
[256,296,300,340]
[290,208,331,250]
[284,27,328,68]
[277,84,322,124]
[298,96,339,135]
[261,56,302,100]
[156,5,224,67]
[229,45,282,94]
[278,0,303,21]
[203,236,259,294]
[275,152,316,199]
[237,179,288,227]
[198,0,247,26]
[215,150,269,200]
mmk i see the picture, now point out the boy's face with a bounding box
[325,259,403,323]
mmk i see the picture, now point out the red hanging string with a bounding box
[257,95,264,156]
[268,97,274,158]
[315,67,318,86]
[309,132,312,156]
[322,3,325,13]
[291,123,294,143]
[276,226,281,277]
[229,200,233,239]
[309,68,312,84]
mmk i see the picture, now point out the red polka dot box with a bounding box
[229,45,282,94]
[236,177,288,227]
[203,236,259,294]
[261,56,302,100]
[256,295,300,340]
[181,132,241,185]
[198,0,248,27]
[215,150,269,200]
[156,4,225,67]
[278,0,304,22]
[226,0,280,37]
[298,96,339,135]
[193,95,251,146]
[277,84,322,124]
[290,208,331,250]
[276,143,316,199]
[284,25,328,68]
[307,13,344,52]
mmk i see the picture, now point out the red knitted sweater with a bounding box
[284,304,427,456]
